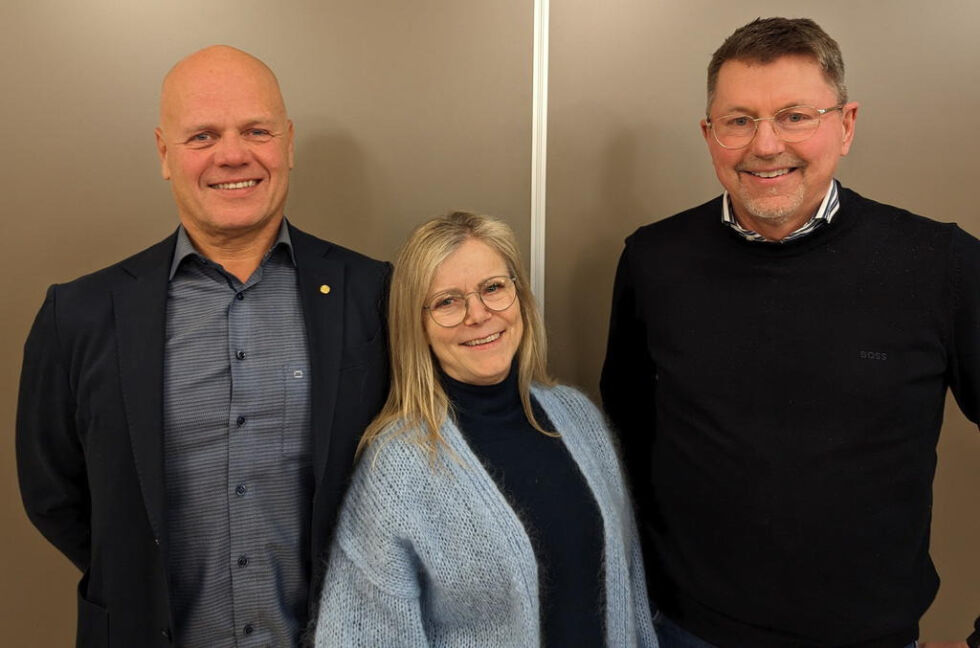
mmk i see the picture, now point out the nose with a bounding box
[750,118,786,158]
[461,293,492,326]
[214,134,249,167]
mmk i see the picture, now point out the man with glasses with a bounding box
[601,17,979,648]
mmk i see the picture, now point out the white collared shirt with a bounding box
[721,180,840,243]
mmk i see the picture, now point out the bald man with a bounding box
[17,46,391,647]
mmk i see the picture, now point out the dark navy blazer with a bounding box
[16,223,390,647]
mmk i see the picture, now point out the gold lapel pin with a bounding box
[319,284,331,295]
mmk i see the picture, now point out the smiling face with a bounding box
[424,238,523,386]
[154,46,294,245]
[701,55,858,239]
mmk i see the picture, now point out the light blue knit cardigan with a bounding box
[315,384,658,647]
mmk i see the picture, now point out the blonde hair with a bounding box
[359,211,553,457]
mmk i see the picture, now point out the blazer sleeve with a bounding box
[16,285,91,571]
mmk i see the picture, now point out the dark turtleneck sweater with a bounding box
[442,365,606,647]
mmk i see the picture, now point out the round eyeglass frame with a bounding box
[706,104,845,150]
[423,275,518,328]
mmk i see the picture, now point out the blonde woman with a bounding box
[315,212,656,647]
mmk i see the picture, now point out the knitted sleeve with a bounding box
[600,239,659,520]
[314,435,429,647]
[315,545,428,647]
[947,225,979,425]
[952,228,980,648]
[628,523,659,648]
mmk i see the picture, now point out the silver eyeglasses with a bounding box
[706,104,845,149]
[423,275,518,327]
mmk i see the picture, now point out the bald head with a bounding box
[154,45,295,262]
[159,45,287,132]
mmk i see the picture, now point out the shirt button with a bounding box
[236,350,246,360]
[235,484,247,497]
[236,292,245,300]
[236,416,246,427]
[237,554,249,568]
[243,624,254,636]
[161,628,171,641]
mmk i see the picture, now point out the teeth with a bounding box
[211,180,258,190]
[463,332,501,346]
[750,169,790,178]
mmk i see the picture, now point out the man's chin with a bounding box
[738,192,805,225]
[182,210,283,240]
[744,205,798,224]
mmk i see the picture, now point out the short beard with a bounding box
[733,154,808,226]
[736,182,806,226]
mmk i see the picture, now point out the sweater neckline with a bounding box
[440,361,521,421]
[721,185,861,258]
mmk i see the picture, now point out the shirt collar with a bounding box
[168,218,296,280]
[721,180,840,243]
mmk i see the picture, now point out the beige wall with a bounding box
[546,0,980,640]
[1,0,976,644]
[0,1,532,644]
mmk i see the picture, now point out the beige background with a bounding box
[1,0,976,644]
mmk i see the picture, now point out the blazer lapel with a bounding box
[291,226,345,490]
[112,234,175,548]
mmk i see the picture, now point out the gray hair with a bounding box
[707,17,847,112]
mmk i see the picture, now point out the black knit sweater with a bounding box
[601,186,979,648]
[443,366,606,647]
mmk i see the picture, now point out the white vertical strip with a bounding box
[530,0,549,310]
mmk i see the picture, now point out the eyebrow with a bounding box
[428,273,510,295]
[715,102,812,116]
[181,117,277,134]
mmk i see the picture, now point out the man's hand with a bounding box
[919,641,968,648]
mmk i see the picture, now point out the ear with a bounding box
[286,120,295,169]
[700,118,712,145]
[840,102,859,156]
[154,127,172,180]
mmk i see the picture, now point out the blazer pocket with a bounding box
[77,574,108,647]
